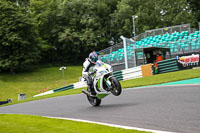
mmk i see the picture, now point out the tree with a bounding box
[8,0,30,7]
[110,0,135,41]
[0,0,40,73]
[1,0,198,71]
[187,0,200,27]
[158,0,197,26]
[53,0,119,62]
[111,0,197,37]
[136,0,197,33]
[29,0,61,62]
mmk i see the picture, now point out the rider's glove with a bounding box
[89,70,97,76]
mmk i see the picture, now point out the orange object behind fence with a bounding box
[156,55,163,62]
[141,64,153,77]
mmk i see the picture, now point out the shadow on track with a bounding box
[84,102,139,110]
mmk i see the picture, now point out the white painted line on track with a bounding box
[44,116,176,133]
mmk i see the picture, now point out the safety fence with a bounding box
[153,54,200,74]
[199,22,200,31]
[33,82,85,97]
[113,66,142,81]
[155,58,179,74]
[33,53,200,98]
[33,64,153,97]
[136,24,191,41]
[0,99,12,105]
[99,33,200,70]
[99,23,200,71]
[33,54,199,97]
[113,64,153,81]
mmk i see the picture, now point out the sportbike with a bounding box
[82,60,122,106]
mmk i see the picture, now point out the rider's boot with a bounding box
[88,86,96,97]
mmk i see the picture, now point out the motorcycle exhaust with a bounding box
[82,89,89,95]
[82,89,96,97]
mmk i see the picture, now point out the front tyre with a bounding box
[87,88,101,106]
[110,77,122,96]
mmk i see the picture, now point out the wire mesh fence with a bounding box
[136,24,191,41]
[99,24,200,71]
[199,22,200,31]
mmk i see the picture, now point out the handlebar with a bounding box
[89,70,97,76]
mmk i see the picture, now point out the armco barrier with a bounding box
[34,66,148,97]
[33,82,87,97]
[157,58,179,74]
[113,66,143,81]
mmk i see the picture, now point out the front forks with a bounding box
[103,77,112,91]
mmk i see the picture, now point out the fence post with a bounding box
[120,36,128,69]
[130,38,137,67]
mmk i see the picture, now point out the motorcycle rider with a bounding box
[82,51,100,96]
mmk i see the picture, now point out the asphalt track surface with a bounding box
[0,84,200,133]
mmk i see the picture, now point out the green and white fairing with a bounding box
[90,61,113,99]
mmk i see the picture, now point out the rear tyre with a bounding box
[87,88,101,106]
[110,77,122,96]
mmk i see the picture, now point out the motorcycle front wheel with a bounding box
[87,88,101,106]
[110,77,122,96]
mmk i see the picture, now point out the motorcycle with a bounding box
[82,60,122,106]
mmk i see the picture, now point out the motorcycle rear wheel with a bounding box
[87,88,101,106]
[110,77,122,96]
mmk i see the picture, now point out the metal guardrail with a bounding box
[34,54,200,97]
[33,66,149,97]
[136,24,191,41]
[99,24,200,71]
[113,66,142,81]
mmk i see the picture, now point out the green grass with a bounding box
[1,66,200,106]
[0,114,149,133]
[2,87,84,106]
[0,66,82,102]
[1,68,200,133]
[121,68,200,88]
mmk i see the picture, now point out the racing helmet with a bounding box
[89,51,98,64]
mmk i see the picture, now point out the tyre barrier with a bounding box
[0,98,12,105]
[33,65,153,97]
[156,58,179,74]
[34,56,198,97]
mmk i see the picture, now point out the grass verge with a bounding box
[0,66,82,102]
[1,68,200,107]
[0,114,150,133]
[121,68,200,88]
